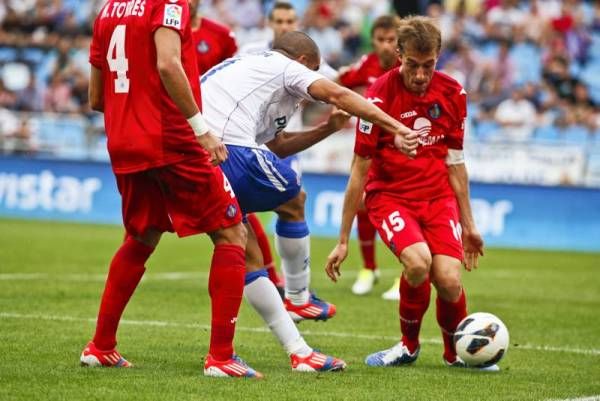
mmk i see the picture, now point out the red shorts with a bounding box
[365,193,463,261]
[115,158,242,238]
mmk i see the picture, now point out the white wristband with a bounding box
[187,112,209,137]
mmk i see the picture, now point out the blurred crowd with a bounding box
[1,0,600,156]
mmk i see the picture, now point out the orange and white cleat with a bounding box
[80,341,132,368]
[291,351,346,372]
[203,354,263,379]
[284,293,336,322]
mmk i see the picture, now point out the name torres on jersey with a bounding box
[100,1,146,19]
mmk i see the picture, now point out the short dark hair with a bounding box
[269,2,295,20]
[370,15,400,38]
[272,31,320,64]
[396,16,442,55]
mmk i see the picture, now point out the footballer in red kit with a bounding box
[337,15,401,298]
[326,16,493,371]
[189,0,237,75]
[81,0,262,378]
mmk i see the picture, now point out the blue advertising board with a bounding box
[0,156,121,225]
[1,157,599,252]
[300,173,600,252]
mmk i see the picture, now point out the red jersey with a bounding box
[90,0,205,174]
[192,17,237,75]
[339,52,400,91]
[354,70,467,201]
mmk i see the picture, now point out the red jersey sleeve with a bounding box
[150,0,190,36]
[89,16,103,69]
[339,55,368,88]
[354,83,386,158]
[224,30,238,58]
[446,87,467,150]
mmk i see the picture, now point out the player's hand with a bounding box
[462,229,484,271]
[325,107,352,132]
[325,242,348,282]
[197,132,228,166]
[392,124,420,157]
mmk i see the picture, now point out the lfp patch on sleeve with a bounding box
[358,119,373,134]
[163,4,183,29]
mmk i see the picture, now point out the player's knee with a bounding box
[404,263,430,285]
[211,223,247,247]
[433,274,462,302]
[135,229,162,248]
[276,190,306,221]
[400,244,432,285]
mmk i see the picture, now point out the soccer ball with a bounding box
[453,312,509,368]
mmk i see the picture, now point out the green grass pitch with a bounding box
[0,217,599,401]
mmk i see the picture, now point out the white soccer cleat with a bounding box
[381,278,400,301]
[351,268,380,295]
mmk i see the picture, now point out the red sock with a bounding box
[93,237,153,350]
[356,209,377,270]
[246,213,281,284]
[399,275,431,353]
[436,290,467,362]
[208,244,245,361]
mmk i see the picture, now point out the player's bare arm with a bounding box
[89,65,104,112]
[448,161,484,271]
[307,78,419,156]
[265,107,350,158]
[325,154,371,282]
[154,27,227,165]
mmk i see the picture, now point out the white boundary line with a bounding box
[0,272,206,282]
[1,312,599,357]
[545,397,600,401]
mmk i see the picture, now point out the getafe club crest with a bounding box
[226,204,237,219]
[197,40,209,54]
[428,103,441,119]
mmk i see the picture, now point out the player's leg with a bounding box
[245,212,284,294]
[352,196,381,295]
[243,222,346,372]
[422,196,473,368]
[219,146,334,322]
[204,222,263,378]
[363,196,431,367]
[157,159,260,378]
[274,191,336,322]
[82,171,170,368]
[430,255,466,364]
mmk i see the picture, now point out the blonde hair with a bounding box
[396,16,441,55]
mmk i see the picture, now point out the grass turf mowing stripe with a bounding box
[2,311,599,357]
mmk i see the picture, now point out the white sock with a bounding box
[245,274,312,357]
[275,220,311,305]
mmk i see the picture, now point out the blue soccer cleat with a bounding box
[365,342,419,367]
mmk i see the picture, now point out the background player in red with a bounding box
[326,16,496,370]
[337,15,402,299]
[189,0,237,75]
[80,0,261,378]
[189,0,284,293]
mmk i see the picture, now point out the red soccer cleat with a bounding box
[291,351,346,372]
[80,341,132,368]
[284,293,336,322]
[203,354,263,379]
